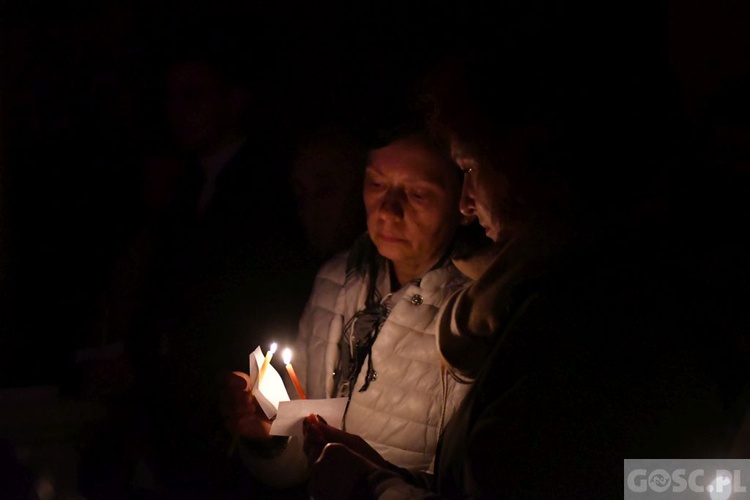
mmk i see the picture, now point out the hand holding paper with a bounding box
[304,416,392,500]
[245,346,348,441]
[300,412,391,469]
[307,443,381,500]
[269,398,348,437]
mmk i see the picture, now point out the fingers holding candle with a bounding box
[224,389,273,437]
[282,347,306,399]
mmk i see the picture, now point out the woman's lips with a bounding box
[378,233,405,243]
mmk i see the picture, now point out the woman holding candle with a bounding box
[302,6,746,499]
[218,99,490,493]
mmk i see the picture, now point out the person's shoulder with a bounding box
[311,250,353,294]
[421,260,474,291]
[317,251,349,280]
[305,251,351,311]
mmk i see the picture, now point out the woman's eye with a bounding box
[458,159,477,175]
[410,190,432,201]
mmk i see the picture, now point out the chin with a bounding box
[372,240,405,261]
[485,226,501,243]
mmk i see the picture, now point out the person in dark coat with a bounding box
[78,40,319,499]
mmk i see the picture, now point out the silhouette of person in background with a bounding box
[77,28,319,498]
[692,71,750,449]
[288,120,368,264]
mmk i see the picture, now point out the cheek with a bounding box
[362,192,377,215]
[480,190,504,226]
[477,170,505,208]
[414,203,458,239]
[464,175,478,201]
[364,197,381,231]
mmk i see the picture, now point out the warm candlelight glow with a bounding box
[282,347,306,399]
[258,342,277,385]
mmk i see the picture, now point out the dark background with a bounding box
[1,0,750,390]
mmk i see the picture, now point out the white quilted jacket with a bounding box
[295,250,471,471]
[240,249,472,487]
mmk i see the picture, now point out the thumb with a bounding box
[313,442,354,466]
[222,371,253,391]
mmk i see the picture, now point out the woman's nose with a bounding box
[378,191,404,220]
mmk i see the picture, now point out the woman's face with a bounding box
[451,139,509,243]
[364,136,461,271]
[450,127,541,243]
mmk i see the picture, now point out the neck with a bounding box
[390,253,444,289]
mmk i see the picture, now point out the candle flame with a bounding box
[269,342,278,354]
[282,347,292,365]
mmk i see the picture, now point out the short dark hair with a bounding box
[160,13,268,94]
[420,0,680,230]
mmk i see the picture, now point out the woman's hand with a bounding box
[218,371,272,441]
[308,443,381,500]
[302,414,390,469]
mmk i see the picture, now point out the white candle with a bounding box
[258,342,277,386]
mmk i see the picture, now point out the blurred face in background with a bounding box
[166,60,247,155]
[364,134,461,277]
[290,133,366,259]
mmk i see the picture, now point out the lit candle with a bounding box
[257,342,277,386]
[282,348,306,399]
